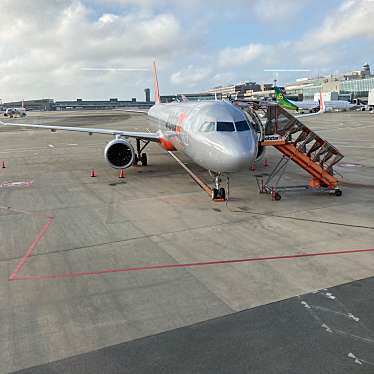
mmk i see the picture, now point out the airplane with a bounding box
[274,86,358,113]
[3,102,27,118]
[0,62,259,200]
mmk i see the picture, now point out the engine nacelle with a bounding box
[104,138,135,169]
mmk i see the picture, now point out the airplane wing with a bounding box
[295,112,321,119]
[0,121,160,142]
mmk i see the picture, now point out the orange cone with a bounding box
[264,159,268,167]
[90,169,96,177]
[2,161,5,169]
[119,169,125,178]
[250,162,256,171]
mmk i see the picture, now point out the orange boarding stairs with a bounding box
[254,104,344,199]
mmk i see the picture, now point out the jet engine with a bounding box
[104,138,135,169]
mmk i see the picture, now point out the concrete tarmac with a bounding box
[13,276,374,374]
[1,110,374,372]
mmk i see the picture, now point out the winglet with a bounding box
[152,61,161,105]
[319,90,326,113]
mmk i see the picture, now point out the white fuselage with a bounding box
[4,107,26,117]
[148,100,257,173]
[290,99,356,112]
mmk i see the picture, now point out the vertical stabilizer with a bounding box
[152,61,161,104]
[319,91,326,113]
[274,86,298,111]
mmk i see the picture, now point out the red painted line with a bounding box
[10,247,374,281]
[9,217,54,280]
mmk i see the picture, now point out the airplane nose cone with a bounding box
[210,130,257,172]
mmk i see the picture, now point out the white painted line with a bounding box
[0,146,50,154]
[348,352,362,365]
[348,313,360,322]
[321,323,333,333]
[0,180,33,188]
[300,301,311,309]
[348,352,374,366]
[324,292,336,300]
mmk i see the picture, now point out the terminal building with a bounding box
[2,91,154,111]
[2,63,373,110]
[285,63,374,102]
[53,97,152,111]
[207,82,263,99]
[0,99,55,111]
[204,63,374,103]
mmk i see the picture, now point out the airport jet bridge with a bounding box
[243,103,344,200]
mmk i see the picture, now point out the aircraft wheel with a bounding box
[274,192,282,201]
[218,187,226,200]
[335,189,342,197]
[133,154,139,166]
[140,153,148,166]
[211,188,218,200]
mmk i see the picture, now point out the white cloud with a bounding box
[170,65,212,86]
[219,44,265,67]
[253,0,311,22]
[0,0,199,101]
[302,0,374,46]
[0,0,373,101]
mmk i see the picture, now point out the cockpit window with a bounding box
[200,122,216,132]
[217,122,235,132]
[235,120,250,131]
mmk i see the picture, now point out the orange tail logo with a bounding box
[152,61,160,104]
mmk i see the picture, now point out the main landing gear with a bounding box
[211,173,226,201]
[133,139,150,166]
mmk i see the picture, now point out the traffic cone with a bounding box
[119,169,125,178]
[263,158,268,167]
[2,161,5,169]
[250,162,256,171]
[90,169,96,177]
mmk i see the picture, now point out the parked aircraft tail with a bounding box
[319,91,326,113]
[152,61,161,105]
[274,86,298,110]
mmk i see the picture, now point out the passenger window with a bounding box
[235,120,250,131]
[217,122,235,132]
[200,122,216,132]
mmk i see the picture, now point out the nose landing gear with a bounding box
[211,173,226,201]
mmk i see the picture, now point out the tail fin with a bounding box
[274,86,298,110]
[319,91,326,113]
[152,61,161,104]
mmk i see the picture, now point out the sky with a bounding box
[0,0,373,102]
